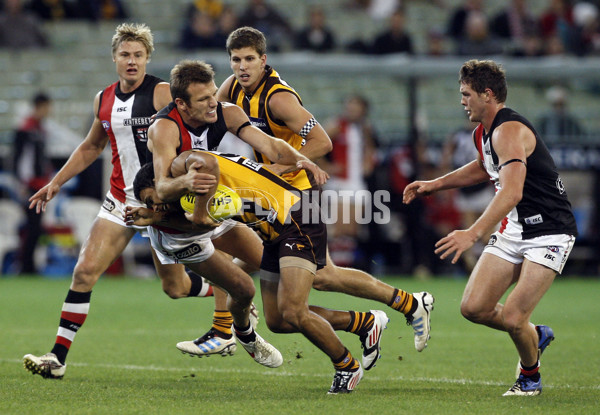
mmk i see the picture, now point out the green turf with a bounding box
[1,275,598,414]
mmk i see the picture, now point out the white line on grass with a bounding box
[4,358,599,391]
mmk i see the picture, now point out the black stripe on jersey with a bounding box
[123,75,163,166]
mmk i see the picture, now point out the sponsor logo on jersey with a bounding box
[116,107,128,112]
[174,244,202,259]
[192,136,204,148]
[556,177,566,194]
[135,127,148,142]
[249,116,267,129]
[284,242,304,251]
[124,117,151,126]
[242,158,261,171]
[524,214,543,225]
[101,120,110,132]
[102,197,116,212]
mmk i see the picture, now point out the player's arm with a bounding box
[125,205,217,233]
[216,75,235,103]
[149,119,217,202]
[465,122,531,240]
[222,104,329,185]
[434,122,531,263]
[268,91,333,161]
[403,158,488,205]
[153,81,173,111]
[29,92,109,213]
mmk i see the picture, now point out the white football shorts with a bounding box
[148,226,215,265]
[483,231,576,274]
[97,190,148,236]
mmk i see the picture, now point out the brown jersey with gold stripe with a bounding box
[226,66,312,189]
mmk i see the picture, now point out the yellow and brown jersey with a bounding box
[206,151,305,241]
[226,66,311,189]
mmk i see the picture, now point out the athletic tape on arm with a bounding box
[299,117,317,138]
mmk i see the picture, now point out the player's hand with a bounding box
[434,229,477,264]
[28,182,60,213]
[183,210,220,231]
[296,160,329,185]
[124,206,156,226]
[402,180,436,204]
[185,161,217,194]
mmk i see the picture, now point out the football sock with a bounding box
[345,311,374,336]
[233,322,256,343]
[212,310,233,338]
[520,361,540,380]
[51,289,91,364]
[186,271,214,297]
[332,348,360,372]
[388,288,415,315]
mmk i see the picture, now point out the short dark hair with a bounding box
[133,162,155,202]
[33,92,51,107]
[226,26,267,56]
[170,60,215,105]
[459,59,507,103]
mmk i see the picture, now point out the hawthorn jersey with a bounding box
[226,65,312,190]
[154,101,232,153]
[474,108,578,240]
[193,150,320,242]
[98,74,163,205]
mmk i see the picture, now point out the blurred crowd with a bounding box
[2,0,600,58]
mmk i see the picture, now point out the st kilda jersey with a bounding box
[474,108,578,240]
[153,101,230,153]
[98,74,162,205]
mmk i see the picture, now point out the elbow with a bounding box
[323,140,333,155]
[505,190,523,207]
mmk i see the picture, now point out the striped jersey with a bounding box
[225,65,312,190]
[474,108,578,239]
[154,101,233,153]
[98,74,163,205]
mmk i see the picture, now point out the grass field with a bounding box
[1,275,598,414]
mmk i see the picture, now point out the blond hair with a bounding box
[111,23,154,59]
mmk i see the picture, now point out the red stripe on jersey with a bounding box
[98,82,127,203]
[61,311,88,325]
[474,123,485,161]
[499,216,508,233]
[167,106,193,152]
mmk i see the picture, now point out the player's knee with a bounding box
[264,314,289,333]
[501,309,528,334]
[280,305,309,330]
[312,269,336,292]
[460,301,486,323]
[231,281,255,305]
[161,282,186,299]
[72,261,101,290]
